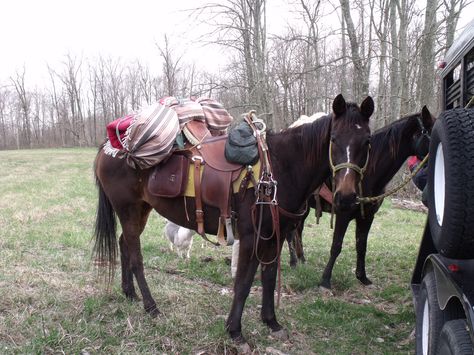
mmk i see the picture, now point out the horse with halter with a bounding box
[289,106,435,290]
[92,94,373,346]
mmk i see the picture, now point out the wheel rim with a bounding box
[434,143,445,226]
[422,299,430,355]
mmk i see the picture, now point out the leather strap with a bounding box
[193,156,205,236]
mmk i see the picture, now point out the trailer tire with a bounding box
[437,320,474,355]
[416,270,446,354]
[427,108,474,258]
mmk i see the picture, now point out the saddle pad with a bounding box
[148,154,189,198]
[183,160,261,197]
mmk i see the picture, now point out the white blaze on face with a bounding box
[343,146,351,179]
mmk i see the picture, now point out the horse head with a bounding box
[330,94,373,211]
[412,105,435,160]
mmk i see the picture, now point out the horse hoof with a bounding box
[145,304,161,318]
[318,286,334,296]
[358,277,373,286]
[236,342,252,354]
[271,328,289,341]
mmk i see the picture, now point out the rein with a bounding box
[245,111,308,307]
[328,140,371,227]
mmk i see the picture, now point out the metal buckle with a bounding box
[191,155,203,162]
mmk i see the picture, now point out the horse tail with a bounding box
[93,171,118,282]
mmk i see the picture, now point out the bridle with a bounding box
[328,139,371,226]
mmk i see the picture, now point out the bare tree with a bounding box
[197,0,271,123]
[339,0,371,101]
[418,0,439,109]
[156,34,183,96]
[10,68,32,148]
[442,0,470,50]
[0,87,9,149]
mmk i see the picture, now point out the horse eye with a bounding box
[330,136,335,143]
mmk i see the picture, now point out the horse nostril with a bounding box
[334,192,357,210]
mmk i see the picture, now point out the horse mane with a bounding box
[272,114,332,168]
[367,112,420,173]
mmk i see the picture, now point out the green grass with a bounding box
[0,148,426,354]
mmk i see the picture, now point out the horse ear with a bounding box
[421,105,433,127]
[332,94,346,117]
[360,96,374,120]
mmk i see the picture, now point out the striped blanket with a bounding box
[103,97,233,169]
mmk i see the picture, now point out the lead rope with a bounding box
[357,153,429,204]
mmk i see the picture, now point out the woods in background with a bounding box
[0,0,469,150]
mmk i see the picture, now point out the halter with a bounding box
[414,116,431,158]
[328,139,371,226]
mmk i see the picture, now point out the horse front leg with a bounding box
[118,203,159,316]
[226,234,260,345]
[355,214,375,286]
[260,238,288,340]
[320,215,351,290]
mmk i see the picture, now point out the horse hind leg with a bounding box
[119,233,139,301]
[287,232,298,268]
[226,235,260,344]
[117,202,159,316]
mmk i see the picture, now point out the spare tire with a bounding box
[427,108,474,258]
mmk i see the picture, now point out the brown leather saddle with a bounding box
[148,121,249,245]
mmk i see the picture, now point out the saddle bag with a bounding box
[225,121,259,165]
[148,154,189,198]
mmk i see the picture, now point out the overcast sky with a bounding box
[1,0,473,87]
[0,0,293,85]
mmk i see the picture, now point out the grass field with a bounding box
[0,148,426,354]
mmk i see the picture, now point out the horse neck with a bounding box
[267,120,331,211]
[365,116,418,194]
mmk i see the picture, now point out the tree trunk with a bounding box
[418,0,438,109]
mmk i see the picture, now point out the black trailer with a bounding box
[412,20,474,355]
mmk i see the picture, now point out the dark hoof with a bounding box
[289,260,297,268]
[271,328,289,341]
[145,304,160,317]
[358,276,373,286]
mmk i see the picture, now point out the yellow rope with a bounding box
[358,154,429,204]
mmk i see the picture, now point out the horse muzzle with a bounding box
[333,191,358,212]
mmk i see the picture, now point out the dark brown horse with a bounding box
[289,106,435,290]
[93,94,373,346]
